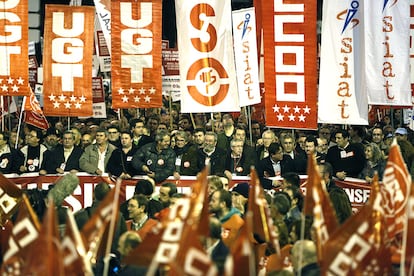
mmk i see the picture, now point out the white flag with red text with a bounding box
[232,8,261,107]
[365,0,411,106]
[318,0,368,125]
[175,0,240,113]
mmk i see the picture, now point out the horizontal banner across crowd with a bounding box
[4,173,371,213]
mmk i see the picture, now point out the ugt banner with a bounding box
[0,0,29,96]
[43,5,94,117]
[111,0,163,109]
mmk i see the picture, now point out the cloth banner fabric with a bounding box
[0,0,29,96]
[175,0,240,113]
[42,5,94,117]
[318,0,368,125]
[93,0,111,55]
[23,88,49,130]
[111,0,163,109]
[365,0,411,106]
[232,8,261,107]
[261,0,317,129]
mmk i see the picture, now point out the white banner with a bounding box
[232,8,261,107]
[365,0,411,106]
[175,0,240,113]
[318,0,368,125]
[94,0,111,55]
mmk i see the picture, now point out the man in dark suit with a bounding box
[39,130,84,175]
[198,131,227,175]
[258,142,295,189]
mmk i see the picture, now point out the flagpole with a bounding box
[103,178,122,276]
[1,96,4,132]
[15,97,26,149]
[247,106,253,146]
[7,96,11,131]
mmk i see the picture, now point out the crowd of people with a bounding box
[1,109,411,274]
[1,109,413,184]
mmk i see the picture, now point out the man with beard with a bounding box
[132,130,175,183]
[39,130,84,175]
[172,130,199,179]
[107,131,138,179]
[198,131,226,175]
[19,129,47,173]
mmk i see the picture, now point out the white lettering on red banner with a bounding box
[51,12,84,92]
[120,2,153,83]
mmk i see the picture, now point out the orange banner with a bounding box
[42,5,94,117]
[0,0,29,96]
[261,0,317,129]
[111,0,163,109]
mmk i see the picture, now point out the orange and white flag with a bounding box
[381,139,412,241]
[1,194,41,275]
[0,174,22,227]
[81,187,119,264]
[111,0,163,109]
[43,5,94,117]
[402,170,414,275]
[62,210,93,276]
[176,0,240,113]
[0,0,29,96]
[21,200,64,276]
[261,0,317,129]
[322,178,392,275]
[303,155,339,262]
[23,87,49,130]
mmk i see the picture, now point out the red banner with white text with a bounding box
[0,0,29,96]
[262,0,317,129]
[42,5,94,117]
[111,0,162,109]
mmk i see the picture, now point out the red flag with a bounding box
[261,0,317,129]
[62,210,94,276]
[123,167,211,271]
[111,0,163,108]
[248,168,279,249]
[401,167,414,275]
[1,194,41,275]
[81,187,119,264]
[303,155,338,262]
[21,200,64,275]
[322,178,392,275]
[168,217,217,276]
[224,212,256,276]
[0,174,22,227]
[381,139,412,241]
[0,0,29,96]
[43,5,94,117]
[23,87,49,130]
